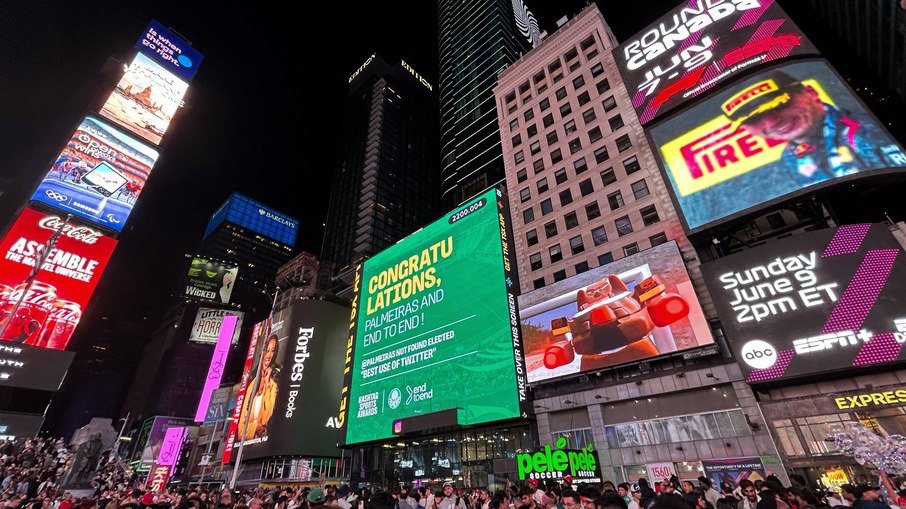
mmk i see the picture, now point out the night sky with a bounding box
[1,1,902,434]
[0,1,685,327]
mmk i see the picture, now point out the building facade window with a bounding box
[631,179,650,199]
[615,215,633,236]
[640,205,660,226]
[605,410,752,448]
[624,155,641,174]
[564,212,579,230]
[594,146,610,164]
[537,178,549,193]
[591,225,608,245]
[649,232,668,246]
[569,235,585,255]
[607,191,624,210]
[559,189,573,206]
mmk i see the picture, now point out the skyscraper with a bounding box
[438,0,540,207]
[494,4,687,294]
[321,54,439,293]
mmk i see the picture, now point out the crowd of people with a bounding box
[0,436,901,509]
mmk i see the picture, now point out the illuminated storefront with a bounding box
[760,377,906,487]
[349,424,533,488]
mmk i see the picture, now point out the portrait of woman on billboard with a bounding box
[240,333,280,440]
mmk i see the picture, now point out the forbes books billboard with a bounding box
[613,0,818,125]
[648,60,906,233]
[338,188,527,446]
[233,300,347,460]
[518,241,713,383]
[701,224,906,384]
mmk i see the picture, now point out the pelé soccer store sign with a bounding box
[517,438,602,484]
[701,224,906,384]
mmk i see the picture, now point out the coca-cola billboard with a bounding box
[0,207,117,350]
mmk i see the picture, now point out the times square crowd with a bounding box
[1,437,905,509]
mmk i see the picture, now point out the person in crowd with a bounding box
[438,485,467,509]
[784,489,814,509]
[697,479,720,509]
[716,483,738,509]
[580,488,601,509]
[787,477,819,509]
[617,485,632,508]
[593,492,627,509]
[684,491,708,509]
[824,489,847,508]
[851,486,887,509]
[559,491,581,509]
[738,481,760,509]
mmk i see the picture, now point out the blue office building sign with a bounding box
[204,193,298,247]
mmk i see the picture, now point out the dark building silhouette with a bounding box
[321,54,439,296]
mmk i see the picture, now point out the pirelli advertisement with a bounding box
[700,224,906,384]
[649,60,906,233]
[338,188,527,446]
[613,0,818,125]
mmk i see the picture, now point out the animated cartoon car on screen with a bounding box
[543,274,690,371]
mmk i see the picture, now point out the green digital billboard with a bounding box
[338,188,527,446]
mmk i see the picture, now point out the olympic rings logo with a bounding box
[44,190,68,202]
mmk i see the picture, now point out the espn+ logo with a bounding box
[740,340,777,370]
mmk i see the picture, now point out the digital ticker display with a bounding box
[338,189,527,446]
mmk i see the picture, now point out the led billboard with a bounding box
[188,307,245,344]
[135,19,204,82]
[0,208,117,350]
[700,224,906,384]
[204,193,299,247]
[648,60,906,233]
[338,188,527,446]
[203,385,235,425]
[231,300,348,460]
[613,0,818,125]
[99,53,189,146]
[29,116,160,233]
[519,241,713,383]
[138,416,195,470]
[194,315,238,422]
[185,258,239,304]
